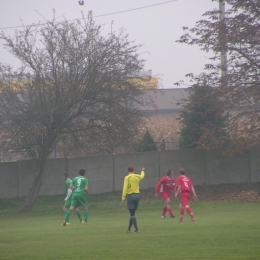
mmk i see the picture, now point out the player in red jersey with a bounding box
[155,170,176,219]
[175,168,197,222]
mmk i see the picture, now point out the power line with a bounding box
[0,0,177,30]
[93,0,177,17]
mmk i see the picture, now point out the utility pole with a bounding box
[219,0,227,78]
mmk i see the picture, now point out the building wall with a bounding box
[0,147,259,199]
[140,113,181,152]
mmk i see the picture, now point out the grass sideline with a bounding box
[0,188,260,259]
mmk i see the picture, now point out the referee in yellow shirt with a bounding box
[122,165,145,233]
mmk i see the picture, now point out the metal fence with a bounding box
[0,141,179,162]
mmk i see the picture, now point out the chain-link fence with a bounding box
[0,141,179,162]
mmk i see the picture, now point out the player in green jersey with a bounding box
[62,172,83,225]
[122,165,145,233]
[62,169,89,226]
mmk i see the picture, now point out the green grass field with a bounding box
[0,190,260,260]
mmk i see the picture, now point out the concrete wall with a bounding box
[249,148,260,183]
[0,147,260,199]
[205,149,250,185]
[0,162,19,198]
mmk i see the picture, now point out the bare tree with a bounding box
[0,12,147,210]
[176,0,260,152]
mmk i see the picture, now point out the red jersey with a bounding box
[176,175,193,193]
[155,176,176,194]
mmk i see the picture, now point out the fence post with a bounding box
[158,151,161,179]
[18,161,23,198]
[204,150,208,185]
[112,154,115,191]
[248,149,252,183]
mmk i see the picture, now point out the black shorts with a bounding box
[127,193,140,210]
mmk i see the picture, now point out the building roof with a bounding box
[140,88,189,113]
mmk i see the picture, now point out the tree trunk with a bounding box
[21,153,47,211]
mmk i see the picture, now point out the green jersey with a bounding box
[65,178,73,196]
[64,178,73,208]
[72,176,88,194]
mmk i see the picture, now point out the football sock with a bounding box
[130,216,138,231]
[162,206,167,216]
[65,209,72,222]
[168,208,173,216]
[186,207,194,218]
[84,209,88,222]
[128,217,133,230]
[180,208,184,220]
[76,210,82,221]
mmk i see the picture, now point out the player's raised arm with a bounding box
[140,167,145,179]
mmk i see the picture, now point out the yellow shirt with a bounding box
[122,171,145,200]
